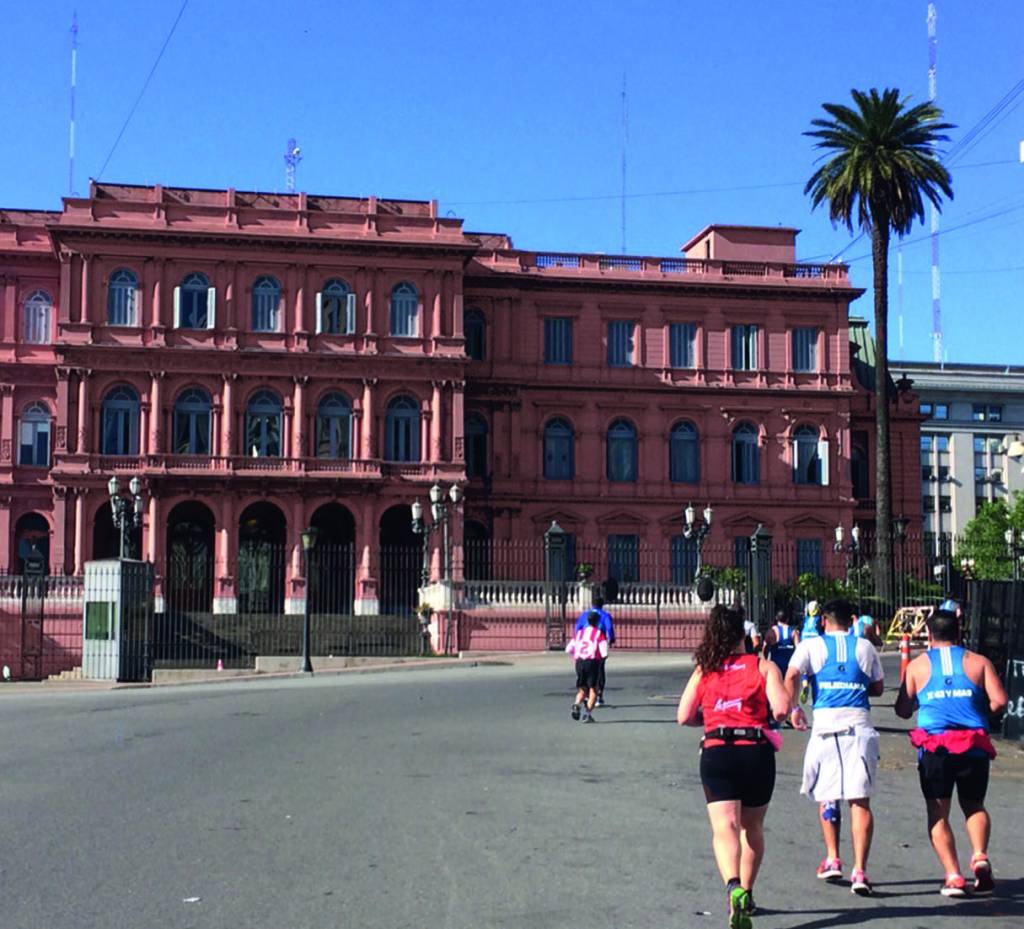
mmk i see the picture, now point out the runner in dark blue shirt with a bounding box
[575,596,615,706]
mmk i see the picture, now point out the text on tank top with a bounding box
[810,633,870,711]
[917,646,989,734]
[700,653,769,732]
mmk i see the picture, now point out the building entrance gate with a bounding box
[19,547,46,680]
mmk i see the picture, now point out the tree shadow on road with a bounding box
[773,877,1024,927]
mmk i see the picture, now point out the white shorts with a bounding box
[801,725,880,802]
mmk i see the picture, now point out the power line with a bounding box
[95,0,189,180]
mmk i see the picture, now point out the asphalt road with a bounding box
[2,653,1023,929]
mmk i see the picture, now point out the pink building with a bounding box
[0,184,921,664]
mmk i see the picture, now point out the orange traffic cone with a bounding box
[898,635,911,683]
[216,658,224,672]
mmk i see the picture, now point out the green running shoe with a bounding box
[728,886,752,929]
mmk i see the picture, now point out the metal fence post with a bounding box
[749,525,773,637]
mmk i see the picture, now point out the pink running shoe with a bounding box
[971,853,995,895]
[850,869,873,896]
[816,858,842,881]
[940,874,967,898]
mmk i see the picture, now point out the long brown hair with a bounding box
[694,604,745,672]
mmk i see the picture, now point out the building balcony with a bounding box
[61,454,464,484]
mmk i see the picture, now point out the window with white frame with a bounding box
[731,324,758,370]
[385,395,420,461]
[792,425,827,485]
[107,269,138,326]
[22,290,52,344]
[972,404,1002,422]
[792,327,818,372]
[607,320,635,367]
[389,282,418,337]
[669,322,695,368]
[245,390,283,456]
[18,402,51,466]
[973,434,1005,510]
[317,279,355,335]
[175,273,214,329]
[251,276,281,332]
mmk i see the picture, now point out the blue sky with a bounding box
[1,1,1021,364]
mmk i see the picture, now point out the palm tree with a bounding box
[805,88,953,610]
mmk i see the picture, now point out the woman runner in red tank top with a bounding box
[678,605,790,929]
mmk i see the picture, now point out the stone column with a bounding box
[361,379,376,459]
[0,496,11,574]
[73,489,86,575]
[149,372,164,457]
[0,384,14,466]
[146,492,159,563]
[53,487,69,575]
[150,258,165,341]
[1,276,15,343]
[292,376,307,460]
[294,266,307,335]
[452,381,465,464]
[420,398,432,464]
[55,368,71,455]
[78,255,90,324]
[221,375,235,459]
[75,370,91,454]
[354,497,379,615]
[58,251,73,325]
[285,496,305,615]
[430,381,443,462]
[214,494,237,613]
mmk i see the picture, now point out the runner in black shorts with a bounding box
[678,606,789,928]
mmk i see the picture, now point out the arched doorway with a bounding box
[92,500,138,560]
[14,513,50,575]
[166,501,216,613]
[238,502,286,614]
[309,503,356,614]
[379,504,419,615]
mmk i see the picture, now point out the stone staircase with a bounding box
[47,666,84,682]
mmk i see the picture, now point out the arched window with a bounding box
[317,279,354,335]
[731,422,759,484]
[793,425,824,485]
[252,276,281,332]
[464,309,486,360]
[22,290,52,344]
[18,402,51,466]
[175,272,212,329]
[107,269,138,326]
[316,392,352,458]
[384,395,420,461]
[101,386,140,455]
[465,413,488,479]
[172,388,212,455]
[15,512,50,575]
[543,418,574,480]
[245,389,282,457]
[389,282,418,337]
[607,419,637,482]
[851,442,869,500]
[669,421,700,483]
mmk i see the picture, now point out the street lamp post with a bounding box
[410,483,462,652]
[682,502,713,576]
[834,523,862,612]
[107,475,145,560]
[1005,527,1023,582]
[893,515,909,605]
[300,526,318,674]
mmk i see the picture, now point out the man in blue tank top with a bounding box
[786,598,884,896]
[895,609,1008,897]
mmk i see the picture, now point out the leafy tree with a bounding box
[804,88,953,609]
[959,493,1024,580]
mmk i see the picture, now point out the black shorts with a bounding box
[918,749,990,804]
[700,743,776,807]
[575,658,600,691]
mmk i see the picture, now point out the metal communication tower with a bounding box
[928,2,942,362]
[284,138,301,193]
[620,74,628,254]
[69,13,78,196]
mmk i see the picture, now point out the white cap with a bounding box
[807,600,820,615]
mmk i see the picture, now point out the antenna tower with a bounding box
[69,12,78,196]
[284,138,301,193]
[620,74,628,254]
[928,2,942,362]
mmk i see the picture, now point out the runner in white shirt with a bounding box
[566,611,609,723]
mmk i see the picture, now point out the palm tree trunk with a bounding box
[871,222,893,612]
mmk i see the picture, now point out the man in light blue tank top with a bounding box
[786,598,883,896]
[896,609,1008,897]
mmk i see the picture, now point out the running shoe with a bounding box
[940,874,967,898]
[971,853,995,895]
[582,714,596,724]
[595,696,606,707]
[816,858,842,881]
[727,885,752,929]
[570,703,581,721]
[850,869,873,896]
